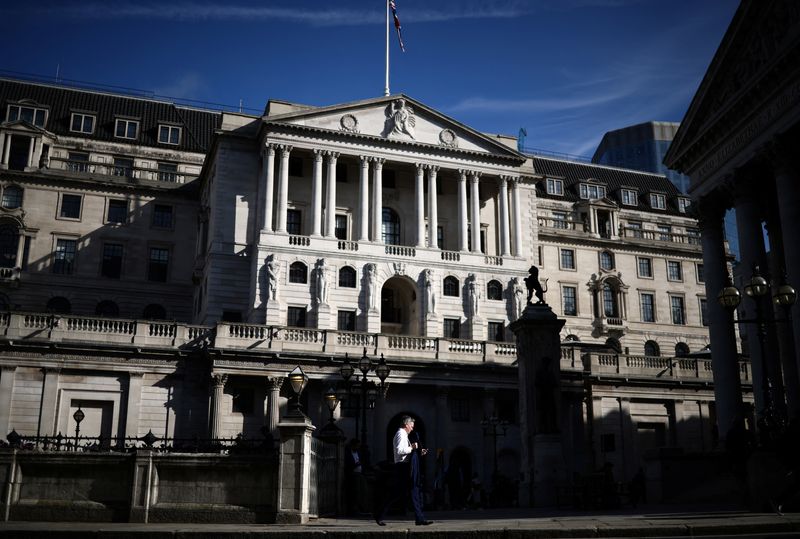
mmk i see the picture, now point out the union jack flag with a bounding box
[389,0,406,52]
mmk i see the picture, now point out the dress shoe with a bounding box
[375,519,386,526]
[415,520,433,525]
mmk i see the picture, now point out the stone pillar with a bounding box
[458,170,469,252]
[1,134,11,166]
[26,136,34,168]
[498,176,511,256]
[697,196,743,442]
[0,366,16,440]
[262,144,276,232]
[324,152,339,238]
[434,387,449,457]
[371,158,384,242]
[311,150,323,237]
[267,376,284,439]
[359,156,370,242]
[427,165,440,248]
[470,173,481,253]
[209,373,227,439]
[125,372,144,438]
[275,145,292,234]
[511,178,523,256]
[509,300,566,507]
[276,413,316,523]
[37,367,60,437]
[415,164,425,248]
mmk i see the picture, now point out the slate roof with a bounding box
[530,155,688,216]
[0,78,221,153]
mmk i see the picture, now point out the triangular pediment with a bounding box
[1,120,53,137]
[265,94,523,160]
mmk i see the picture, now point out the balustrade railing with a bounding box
[485,256,503,266]
[385,245,416,257]
[537,216,586,232]
[441,250,461,262]
[50,157,197,184]
[288,235,311,246]
[337,240,358,251]
[619,227,701,246]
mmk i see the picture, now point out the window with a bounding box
[700,298,708,326]
[687,228,700,245]
[637,257,653,278]
[488,321,505,342]
[562,286,577,316]
[287,306,307,327]
[486,280,503,300]
[650,193,666,210]
[288,156,303,177]
[382,207,401,245]
[152,204,173,228]
[606,337,622,353]
[657,225,671,241]
[621,188,638,206]
[101,243,124,278]
[667,260,683,281]
[640,293,655,322]
[579,183,606,200]
[603,283,618,317]
[599,251,614,271]
[286,209,302,235]
[158,125,181,145]
[437,226,444,250]
[337,310,356,331]
[338,266,356,288]
[443,276,459,297]
[336,163,348,182]
[677,197,691,213]
[545,178,563,195]
[675,342,690,357]
[46,296,71,314]
[7,104,47,127]
[0,225,19,268]
[53,239,77,275]
[560,248,575,270]
[70,113,95,134]
[627,220,643,238]
[112,157,134,178]
[450,395,470,422]
[67,152,89,173]
[644,340,660,357]
[157,162,178,182]
[552,211,567,229]
[59,194,82,219]
[95,300,119,317]
[335,214,348,240]
[148,247,169,282]
[1,186,23,209]
[115,119,139,139]
[671,296,686,325]
[289,261,307,283]
[443,318,460,339]
[696,263,705,283]
[142,304,167,320]
[107,199,128,224]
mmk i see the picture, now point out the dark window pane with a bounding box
[645,341,660,357]
[488,321,504,342]
[335,214,347,240]
[53,239,77,275]
[443,276,459,297]
[148,247,169,282]
[153,205,173,228]
[107,199,128,223]
[288,306,306,327]
[339,266,356,288]
[101,243,124,278]
[487,280,503,300]
[337,310,355,331]
[382,208,400,245]
[1,186,23,209]
[563,286,577,316]
[60,194,82,218]
[112,157,134,178]
[443,318,460,338]
[0,225,19,268]
[157,162,178,182]
[289,261,307,283]
[287,209,302,235]
[641,293,655,322]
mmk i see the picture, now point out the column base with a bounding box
[366,309,381,333]
[315,304,332,329]
[266,301,281,326]
[424,313,439,336]
[469,316,486,341]
[532,434,564,507]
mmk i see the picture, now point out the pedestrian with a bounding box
[374,416,433,526]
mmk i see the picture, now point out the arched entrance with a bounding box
[381,276,419,335]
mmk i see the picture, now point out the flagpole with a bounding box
[384,0,390,96]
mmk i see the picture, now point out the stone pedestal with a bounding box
[276,414,316,524]
[366,309,381,334]
[266,301,281,326]
[424,313,439,337]
[316,304,331,330]
[509,302,566,507]
[469,316,486,341]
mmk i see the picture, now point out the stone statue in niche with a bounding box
[316,259,329,305]
[266,256,279,301]
[384,98,416,139]
[423,269,436,314]
[366,263,378,311]
[512,276,525,319]
[525,265,545,305]
[466,273,480,318]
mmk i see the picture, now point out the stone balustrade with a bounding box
[584,352,752,383]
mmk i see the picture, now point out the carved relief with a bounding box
[438,128,458,148]
[383,98,416,139]
[339,114,360,133]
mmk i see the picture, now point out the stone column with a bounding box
[427,165,439,248]
[275,145,292,234]
[371,158,385,242]
[1,134,11,166]
[509,300,566,507]
[125,372,144,438]
[262,144,276,232]
[26,136,34,168]
[209,373,227,439]
[311,150,323,237]
[498,176,511,256]
[470,173,481,253]
[458,170,469,252]
[415,164,425,248]
[324,152,339,238]
[0,366,16,440]
[697,196,743,442]
[37,367,60,437]
[267,376,284,439]
[276,413,316,523]
[359,156,370,241]
[511,178,523,256]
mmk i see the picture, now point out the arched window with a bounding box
[1,186,23,209]
[675,342,690,357]
[339,266,356,288]
[602,283,618,317]
[564,334,581,342]
[142,304,167,320]
[599,251,614,271]
[606,337,622,353]
[0,224,19,268]
[644,340,661,357]
[46,296,71,314]
[289,261,307,283]
[486,280,503,300]
[443,276,460,297]
[95,300,119,317]
[382,208,401,245]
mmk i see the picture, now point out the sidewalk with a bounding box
[1,507,798,538]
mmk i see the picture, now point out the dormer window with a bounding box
[115,119,139,140]
[7,104,47,127]
[649,193,666,210]
[158,125,181,145]
[70,113,95,134]
[545,178,564,196]
[579,183,606,200]
[620,188,638,206]
[677,197,691,213]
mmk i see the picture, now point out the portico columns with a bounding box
[698,197,743,442]
[275,145,292,234]
[371,158,385,242]
[359,156,370,241]
[470,172,481,253]
[415,164,425,247]
[311,150,323,237]
[261,145,276,232]
[458,170,469,252]
[498,176,511,256]
[267,376,284,438]
[511,178,523,256]
[209,373,228,439]
[427,165,439,248]
[324,152,339,238]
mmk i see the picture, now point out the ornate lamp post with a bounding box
[287,365,309,417]
[323,386,340,425]
[481,414,508,479]
[73,406,85,451]
[338,349,390,450]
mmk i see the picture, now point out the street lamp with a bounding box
[287,365,309,416]
[73,406,85,451]
[338,349,391,454]
[323,386,340,425]
[481,414,508,479]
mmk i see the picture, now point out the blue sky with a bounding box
[3,0,738,157]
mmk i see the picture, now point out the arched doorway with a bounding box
[381,276,419,335]
[447,446,472,509]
